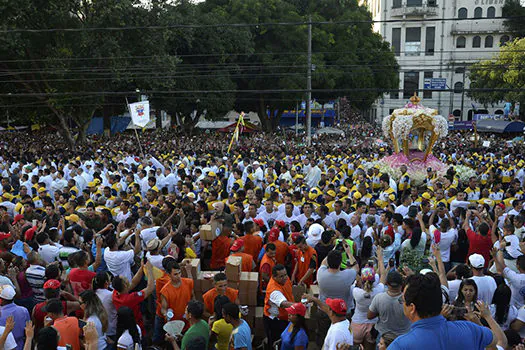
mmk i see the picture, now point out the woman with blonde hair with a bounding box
[80,289,109,350]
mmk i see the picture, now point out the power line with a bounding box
[0,16,522,33]
[0,87,522,98]
[0,49,521,64]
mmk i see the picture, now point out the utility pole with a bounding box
[295,101,299,136]
[306,15,312,146]
[460,67,466,120]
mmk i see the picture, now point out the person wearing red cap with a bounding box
[291,236,317,286]
[281,303,309,350]
[210,225,233,270]
[259,243,277,293]
[264,264,294,350]
[0,232,11,253]
[241,221,263,262]
[229,239,255,272]
[265,228,289,265]
[11,214,25,227]
[302,295,353,349]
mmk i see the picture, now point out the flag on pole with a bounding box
[129,101,150,127]
[227,112,245,154]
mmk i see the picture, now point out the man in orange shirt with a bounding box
[259,243,277,293]
[210,225,233,270]
[291,235,317,286]
[229,239,256,272]
[241,221,263,261]
[264,264,294,349]
[43,298,81,350]
[153,256,176,344]
[202,272,239,317]
[160,260,195,328]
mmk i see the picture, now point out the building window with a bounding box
[453,109,461,117]
[403,71,420,99]
[454,82,463,93]
[407,0,422,6]
[485,36,493,48]
[487,6,496,18]
[428,0,437,7]
[456,36,466,48]
[474,7,482,18]
[425,27,435,56]
[473,36,481,48]
[495,109,504,115]
[393,0,402,8]
[500,35,510,45]
[405,27,421,56]
[458,8,468,19]
[392,28,401,56]
[424,72,433,99]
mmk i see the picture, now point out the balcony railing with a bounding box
[391,3,439,17]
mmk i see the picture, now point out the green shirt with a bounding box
[181,319,210,350]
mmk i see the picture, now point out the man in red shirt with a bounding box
[210,225,233,270]
[112,260,155,332]
[463,210,492,267]
[291,236,317,286]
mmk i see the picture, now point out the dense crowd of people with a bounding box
[0,122,524,350]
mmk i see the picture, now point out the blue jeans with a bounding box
[153,314,165,344]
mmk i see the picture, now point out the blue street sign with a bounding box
[424,78,447,90]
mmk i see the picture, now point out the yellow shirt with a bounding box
[211,319,233,350]
[185,247,197,259]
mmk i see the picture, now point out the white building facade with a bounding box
[363,0,512,122]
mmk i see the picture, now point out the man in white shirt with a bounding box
[296,203,319,229]
[259,200,278,227]
[104,232,141,283]
[469,254,497,305]
[304,296,353,349]
[493,249,525,309]
[329,200,350,226]
[395,195,412,218]
[277,193,301,217]
[36,232,60,264]
[252,161,264,187]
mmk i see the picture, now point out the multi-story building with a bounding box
[362,0,512,122]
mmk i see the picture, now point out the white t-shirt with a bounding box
[489,304,518,330]
[104,248,135,283]
[503,267,525,309]
[471,275,497,305]
[145,252,165,270]
[323,319,353,350]
[448,279,462,303]
[117,326,142,350]
[268,290,288,319]
[38,244,60,264]
[429,226,457,263]
[352,283,385,324]
[139,226,160,247]
[86,315,107,350]
[0,325,17,350]
[96,288,117,336]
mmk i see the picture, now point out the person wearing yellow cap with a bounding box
[324,190,336,212]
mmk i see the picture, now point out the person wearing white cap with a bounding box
[0,285,28,350]
[468,253,497,305]
[252,161,264,187]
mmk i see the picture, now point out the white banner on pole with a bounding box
[129,101,150,127]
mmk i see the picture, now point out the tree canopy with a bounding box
[0,0,399,145]
[468,38,525,116]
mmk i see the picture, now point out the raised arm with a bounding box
[376,246,387,285]
[430,243,448,288]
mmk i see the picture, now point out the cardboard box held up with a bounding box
[225,255,242,282]
[181,258,201,279]
[200,219,222,241]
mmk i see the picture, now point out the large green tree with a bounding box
[503,0,525,38]
[468,38,525,117]
[199,0,399,131]
[0,0,180,149]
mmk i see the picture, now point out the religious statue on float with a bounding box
[382,93,449,162]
